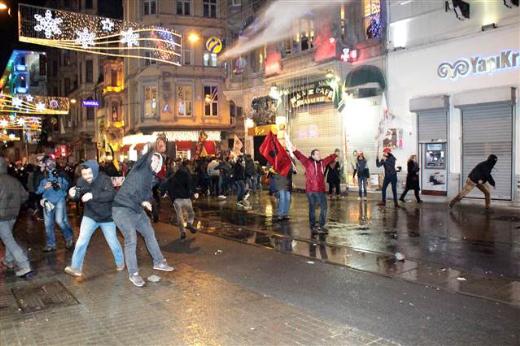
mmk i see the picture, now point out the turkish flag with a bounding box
[259,132,292,176]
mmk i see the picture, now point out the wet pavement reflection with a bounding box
[190,192,520,306]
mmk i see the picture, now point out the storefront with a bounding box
[387,25,520,202]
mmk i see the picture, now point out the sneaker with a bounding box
[116,264,125,271]
[153,260,175,272]
[129,273,145,287]
[64,266,82,277]
[179,231,187,240]
[186,224,198,234]
[237,201,245,207]
[244,192,250,200]
[43,246,56,253]
[65,239,74,250]
[16,268,33,278]
[218,195,227,200]
[320,227,329,235]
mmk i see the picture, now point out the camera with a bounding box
[51,181,61,190]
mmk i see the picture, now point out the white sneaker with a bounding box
[64,266,82,277]
[218,195,227,200]
[153,260,175,272]
[129,273,145,287]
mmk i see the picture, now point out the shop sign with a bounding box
[437,49,520,80]
[82,99,99,107]
[289,81,334,108]
[206,36,223,54]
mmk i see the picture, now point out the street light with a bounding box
[0,1,11,16]
[188,32,200,44]
[70,98,77,105]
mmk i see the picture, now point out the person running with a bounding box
[112,151,174,287]
[400,155,422,203]
[286,138,338,234]
[376,148,399,208]
[0,157,33,278]
[325,158,341,199]
[449,154,497,209]
[354,151,369,200]
[36,157,74,252]
[164,160,199,240]
[64,160,124,277]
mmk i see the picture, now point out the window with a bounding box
[204,85,218,117]
[177,0,191,15]
[86,60,93,83]
[144,86,158,118]
[85,0,93,9]
[86,107,94,121]
[144,51,156,66]
[203,0,217,18]
[203,53,217,67]
[176,85,193,117]
[363,0,382,39]
[144,0,157,16]
[183,47,192,65]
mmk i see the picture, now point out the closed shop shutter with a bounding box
[461,102,513,200]
[417,108,447,143]
[290,105,342,190]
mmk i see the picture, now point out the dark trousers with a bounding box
[382,175,398,204]
[401,187,421,201]
[235,180,246,202]
[328,182,340,195]
[306,192,327,228]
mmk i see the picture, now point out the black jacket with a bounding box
[468,155,497,186]
[325,162,341,184]
[73,165,116,222]
[165,167,193,200]
[376,154,397,176]
[113,152,155,212]
[0,158,28,221]
[405,160,420,190]
[232,161,246,182]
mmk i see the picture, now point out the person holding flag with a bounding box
[283,137,339,234]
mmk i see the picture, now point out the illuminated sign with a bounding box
[288,81,334,109]
[438,49,520,80]
[82,99,99,107]
[205,36,223,54]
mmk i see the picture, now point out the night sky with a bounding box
[0,0,48,71]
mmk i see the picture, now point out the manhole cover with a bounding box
[11,280,79,313]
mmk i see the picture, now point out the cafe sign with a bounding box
[438,49,520,80]
[289,81,334,109]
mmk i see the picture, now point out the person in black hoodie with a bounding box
[325,159,341,199]
[376,147,399,208]
[449,154,497,209]
[400,155,422,203]
[64,161,124,277]
[112,151,174,287]
[164,160,199,240]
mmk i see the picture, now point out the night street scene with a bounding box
[0,0,519,345]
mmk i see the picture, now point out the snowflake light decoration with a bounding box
[75,28,96,48]
[25,95,34,102]
[49,99,59,109]
[0,120,7,127]
[17,118,26,126]
[101,18,115,32]
[120,28,140,47]
[34,10,63,39]
[12,97,23,108]
[35,102,46,112]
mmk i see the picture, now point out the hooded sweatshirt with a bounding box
[113,152,156,212]
[468,155,497,186]
[72,160,116,222]
[0,157,29,221]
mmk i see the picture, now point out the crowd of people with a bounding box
[0,136,498,287]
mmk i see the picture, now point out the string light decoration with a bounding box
[0,93,70,115]
[0,115,42,130]
[19,4,182,66]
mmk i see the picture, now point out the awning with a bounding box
[120,144,131,153]
[344,65,386,94]
[176,141,193,151]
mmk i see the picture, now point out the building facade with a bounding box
[386,1,520,203]
[122,0,233,160]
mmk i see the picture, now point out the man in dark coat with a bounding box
[400,155,422,203]
[112,151,174,287]
[64,160,124,277]
[449,155,497,209]
[164,160,199,240]
[0,157,32,278]
[376,147,399,208]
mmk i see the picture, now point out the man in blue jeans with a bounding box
[112,151,174,287]
[376,147,400,208]
[36,158,74,252]
[64,161,124,277]
[0,157,33,278]
[287,138,338,234]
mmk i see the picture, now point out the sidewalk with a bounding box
[191,192,520,307]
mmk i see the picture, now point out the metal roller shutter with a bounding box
[417,109,448,142]
[461,102,513,200]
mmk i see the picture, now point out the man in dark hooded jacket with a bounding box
[64,160,124,277]
[112,151,174,287]
[449,155,497,209]
[0,157,33,278]
[376,147,399,208]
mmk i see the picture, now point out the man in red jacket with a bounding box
[286,138,339,234]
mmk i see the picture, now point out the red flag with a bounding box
[259,132,292,176]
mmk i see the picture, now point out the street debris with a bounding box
[395,252,405,261]
[456,277,467,281]
[214,249,223,255]
[306,260,315,264]
[147,275,161,283]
